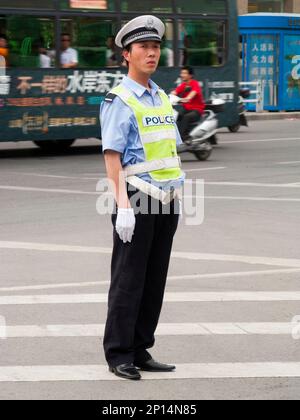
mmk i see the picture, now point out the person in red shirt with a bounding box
[172,66,205,141]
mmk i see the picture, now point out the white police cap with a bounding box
[115,15,165,48]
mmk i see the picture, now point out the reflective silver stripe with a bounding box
[140,129,177,144]
[123,32,161,47]
[126,176,182,205]
[124,157,181,177]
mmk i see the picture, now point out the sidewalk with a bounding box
[246,112,300,121]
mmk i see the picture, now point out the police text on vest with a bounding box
[143,115,175,127]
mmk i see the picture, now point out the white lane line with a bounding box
[0,241,112,254]
[1,268,300,293]
[183,167,226,173]
[205,182,300,189]
[0,186,98,195]
[168,268,300,281]
[171,252,300,268]
[278,161,300,165]
[2,241,300,268]
[1,291,300,305]
[221,137,300,145]
[2,322,294,338]
[0,281,109,292]
[1,363,300,381]
[190,195,300,203]
[5,172,104,181]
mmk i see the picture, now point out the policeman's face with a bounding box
[123,41,161,75]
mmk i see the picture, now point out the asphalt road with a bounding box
[0,119,300,400]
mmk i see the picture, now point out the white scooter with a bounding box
[169,94,225,161]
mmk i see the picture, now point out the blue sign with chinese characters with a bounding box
[247,34,279,110]
[240,13,300,111]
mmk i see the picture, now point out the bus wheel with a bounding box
[228,124,241,133]
[194,149,212,161]
[33,140,75,151]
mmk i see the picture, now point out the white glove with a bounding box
[116,208,136,243]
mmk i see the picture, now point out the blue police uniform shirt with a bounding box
[100,76,185,191]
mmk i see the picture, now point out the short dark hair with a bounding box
[181,66,194,76]
[61,33,71,40]
[0,34,8,41]
[123,44,132,67]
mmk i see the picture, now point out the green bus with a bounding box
[0,0,239,150]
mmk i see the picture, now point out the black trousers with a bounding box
[177,108,201,139]
[103,185,179,367]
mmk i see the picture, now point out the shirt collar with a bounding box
[123,76,159,98]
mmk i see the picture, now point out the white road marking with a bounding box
[277,161,300,165]
[0,186,98,195]
[1,291,300,305]
[1,363,300,381]
[0,281,110,292]
[2,322,294,338]
[2,241,300,268]
[1,268,300,293]
[0,241,112,254]
[221,137,300,145]
[171,251,300,268]
[183,167,226,173]
[168,268,300,281]
[190,195,300,203]
[5,172,104,181]
[205,182,300,189]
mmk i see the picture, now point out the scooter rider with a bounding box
[100,15,185,381]
[171,66,205,141]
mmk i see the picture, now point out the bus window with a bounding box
[176,0,226,14]
[158,21,174,67]
[61,18,118,68]
[248,1,284,13]
[1,15,55,68]
[60,0,115,11]
[178,20,226,67]
[121,0,172,13]
[0,0,55,8]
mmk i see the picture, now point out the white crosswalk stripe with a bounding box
[0,322,296,338]
[1,291,300,305]
[1,363,300,382]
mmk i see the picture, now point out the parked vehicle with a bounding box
[228,88,251,133]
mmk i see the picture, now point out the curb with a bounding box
[246,112,300,121]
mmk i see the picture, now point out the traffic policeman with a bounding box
[100,15,185,381]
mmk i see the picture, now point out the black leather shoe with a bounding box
[135,358,176,372]
[109,363,141,380]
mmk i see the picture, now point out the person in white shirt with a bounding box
[39,45,51,68]
[60,33,78,68]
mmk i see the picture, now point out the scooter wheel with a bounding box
[228,124,241,133]
[194,149,212,161]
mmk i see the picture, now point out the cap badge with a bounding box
[146,18,155,30]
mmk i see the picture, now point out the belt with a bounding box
[126,175,182,205]
[124,157,181,178]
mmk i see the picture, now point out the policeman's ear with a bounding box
[123,45,132,66]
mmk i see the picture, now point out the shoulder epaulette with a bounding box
[105,93,117,103]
